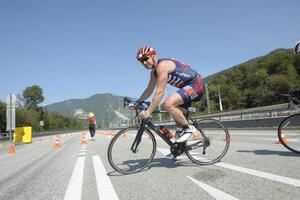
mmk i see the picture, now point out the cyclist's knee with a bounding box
[163,99,174,111]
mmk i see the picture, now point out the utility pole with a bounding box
[218,85,223,112]
[205,84,211,114]
[159,103,162,122]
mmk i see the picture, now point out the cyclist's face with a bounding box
[140,56,155,70]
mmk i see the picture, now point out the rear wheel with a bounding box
[107,126,157,174]
[278,114,300,153]
[186,119,230,165]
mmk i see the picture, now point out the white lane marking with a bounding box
[157,147,300,187]
[64,156,85,200]
[215,162,300,187]
[78,152,86,156]
[92,155,119,200]
[187,176,239,200]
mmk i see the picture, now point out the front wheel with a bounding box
[278,114,300,153]
[186,119,230,165]
[107,126,157,174]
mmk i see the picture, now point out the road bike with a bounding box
[107,97,230,174]
[278,91,300,153]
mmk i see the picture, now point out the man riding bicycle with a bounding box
[134,45,204,143]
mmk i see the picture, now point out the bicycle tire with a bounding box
[185,119,230,165]
[107,126,157,174]
[278,114,300,153]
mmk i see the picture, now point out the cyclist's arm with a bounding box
[147,64,168,113]
[138,71,157,102]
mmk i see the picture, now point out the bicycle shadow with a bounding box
[237,149,300,157]
[107,156,200,176]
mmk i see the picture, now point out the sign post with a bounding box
[6,94,16,153]
[40,121,44,132]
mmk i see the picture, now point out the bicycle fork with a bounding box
[130,120,146,153]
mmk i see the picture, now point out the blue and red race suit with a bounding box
[155,58,204,109]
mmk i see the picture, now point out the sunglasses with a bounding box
[138,56,149,63]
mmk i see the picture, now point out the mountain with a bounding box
[46,93,130,126]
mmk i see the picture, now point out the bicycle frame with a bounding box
[131,119,173,153]
[130,115,208,154]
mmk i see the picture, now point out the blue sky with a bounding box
[0,0,299,105]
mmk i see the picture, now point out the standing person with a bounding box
[135,45,204,143]
[87,112,97,141]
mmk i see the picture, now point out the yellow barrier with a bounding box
[13,126,32,144]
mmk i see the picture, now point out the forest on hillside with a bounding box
[193,49,300,113]
[0,85,84,133]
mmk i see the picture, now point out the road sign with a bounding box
[6,94,16,131]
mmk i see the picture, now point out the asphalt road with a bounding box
[0,129,299,200]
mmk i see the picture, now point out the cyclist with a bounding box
[294,41,300,57]
[135,45,204,143]
[87,112,97,140]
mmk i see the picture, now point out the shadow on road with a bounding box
[107,156,201,176]
[237,149,300,157]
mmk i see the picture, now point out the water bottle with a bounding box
[159,126,173,139]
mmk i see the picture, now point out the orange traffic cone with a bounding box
[276,130,289,144]
[81,134,87,144]
[9,144,15,154]
[54,136,61,148]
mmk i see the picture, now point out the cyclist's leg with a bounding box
[163,93,189,127]
[163,93,197,142]
[91,125,96,138]
[88,125,94,139]
[165,76,204,142]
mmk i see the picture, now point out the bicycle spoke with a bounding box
[186,119,230,165]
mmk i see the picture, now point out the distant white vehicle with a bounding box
[294,41,300,54]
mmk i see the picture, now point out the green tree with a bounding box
[23,85,45,110]
[0,101,6,132]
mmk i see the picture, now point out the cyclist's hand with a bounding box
[139,110,151,119]
[128,102,137,109]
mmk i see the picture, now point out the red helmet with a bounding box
[136,46,156,61]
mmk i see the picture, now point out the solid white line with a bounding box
[215,162,300,187]
[187,176,239,200]
[64,156,85,200]
[92,155,119,200]
[157,147,300,187]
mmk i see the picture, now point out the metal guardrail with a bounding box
[134,103,299,129]
[0,129,85,141]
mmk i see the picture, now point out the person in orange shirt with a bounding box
[87,112,97,141]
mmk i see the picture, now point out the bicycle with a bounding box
[107,97,230,174]
[277,91,300,153]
